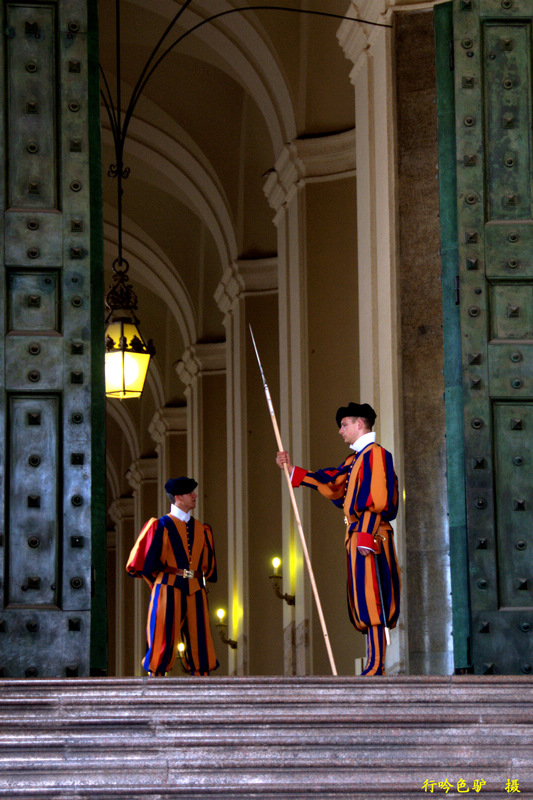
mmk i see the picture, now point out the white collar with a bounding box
[171,503,191,523]
[350,431,376,453]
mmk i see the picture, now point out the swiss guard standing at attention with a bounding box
[126,477,219,676]
[276,403,401,676]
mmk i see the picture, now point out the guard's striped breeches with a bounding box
[346,527,401,633]
[143,573,218,676]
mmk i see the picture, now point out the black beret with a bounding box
[165,476,198,496]
[335,402,377,428]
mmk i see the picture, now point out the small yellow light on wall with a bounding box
[215,607,237,649]
[269,556,295,606]
[176,640,187,673]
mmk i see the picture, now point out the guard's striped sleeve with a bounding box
[126,517,162,579]
[291,457,354,507]
[346,447,398,548]
[201,523,217,583]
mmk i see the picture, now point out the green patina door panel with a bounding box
[493,403,533,607]
[454,0,533,674]
[0,0,101,678]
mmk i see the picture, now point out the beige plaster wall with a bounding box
[305,176,363,675]
[245,294,284,676]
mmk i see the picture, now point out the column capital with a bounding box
[263,131,356,213]
[108,496,135,525]
[337,2,384,76]
[126,455,158,492]
[148,406,187,446]
[215,258,278,315]
[214,262,245,316]
[337,2,433,81]
[175,342,226,387]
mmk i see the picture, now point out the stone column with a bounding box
[264,135,359,676]
[148,407,187,518]
[175,342,229,676]
[215,259,282,676]
[126,456,158,676]
[175,343,226,498]
[394,7,453,675]
[106,525,117,676]
[108,497,135,677]
[264,156,311,677]
[338,2,454,674]
[338,6,406,675]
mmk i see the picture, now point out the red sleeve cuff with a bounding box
[292,466,308,487]
[356,531,377,551]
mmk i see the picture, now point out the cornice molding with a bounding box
[338,1,435,78]
[237,257,278,294]
[126,456,158,492]
[108,496,135,525]
[215,258,278,313]
[175,342,226,387]
[264,130,356,212]
[214,262,244,315]
[148,406,187,445]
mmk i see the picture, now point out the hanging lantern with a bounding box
[104,258,155,399]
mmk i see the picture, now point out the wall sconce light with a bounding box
[175,640,189,673]
[216,608,237,649]
[269,557,295,606]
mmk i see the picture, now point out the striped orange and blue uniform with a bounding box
[126,514,218,676]
[292,443,401,672]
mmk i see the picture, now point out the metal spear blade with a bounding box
[249,324,267,389]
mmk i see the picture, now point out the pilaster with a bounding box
[215,259,280,676]
[175,341,228,675]
[148,407,187,518]
[264,133,360,677]
[175,342,226,512]
[108,496,135,677]
[126,456,158,676]
[265,152,310,676]
[337,1,445,675]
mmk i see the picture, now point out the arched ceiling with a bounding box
[100,0,355,499]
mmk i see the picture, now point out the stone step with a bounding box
[0,676,531,799]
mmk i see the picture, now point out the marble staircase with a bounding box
[0,676,531,799]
